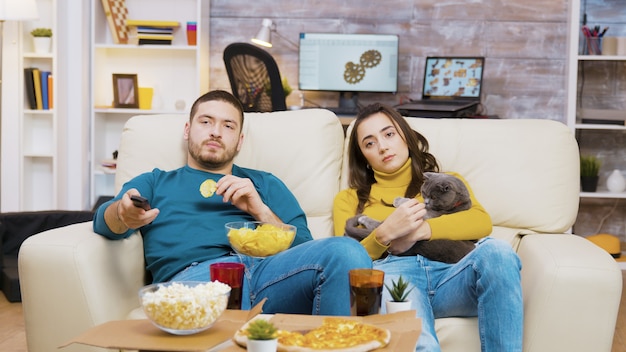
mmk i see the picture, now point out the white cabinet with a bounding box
[0,0,58,211]
[89,0,209,206]
[566,0,626,200]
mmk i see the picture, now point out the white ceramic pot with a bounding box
[606,169,626,193]
[32,37,51,54]
[247,338,278,352]
[385,300,412,314]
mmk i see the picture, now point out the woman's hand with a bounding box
[387,221,432,254]
[374,198,429,246]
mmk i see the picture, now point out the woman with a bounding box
[333,103,522,351]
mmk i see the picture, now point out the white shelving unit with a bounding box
[15,0,57,211]
[89,0,209,206]
[566,0,626,199]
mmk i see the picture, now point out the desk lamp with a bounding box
[251,18,298,50]
[0,0,39,201]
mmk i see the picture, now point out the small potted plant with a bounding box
[384,275,414,313]
[30,28,52,54]
[580,154,601,192]
[245,319,278,352]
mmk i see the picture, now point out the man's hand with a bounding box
[216,175,279,223]
[108,190,159,233]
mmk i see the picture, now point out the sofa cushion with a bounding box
[342,118,579,234]
[115,109,345,239]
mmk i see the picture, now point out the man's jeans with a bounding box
[171,236,372,316]
[375,237,523,352]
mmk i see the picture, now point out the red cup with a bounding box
[210,262,244,309]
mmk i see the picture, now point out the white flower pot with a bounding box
[385,300,412,314]
[32,37,51,54]
[247,338,278,352]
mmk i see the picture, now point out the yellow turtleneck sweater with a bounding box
[333,159,492,260]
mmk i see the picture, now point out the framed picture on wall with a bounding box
[112,73,139,108]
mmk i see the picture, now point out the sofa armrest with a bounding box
[18,222,146,352]
[518,234,622,352]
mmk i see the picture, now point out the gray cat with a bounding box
[345,172,476,263]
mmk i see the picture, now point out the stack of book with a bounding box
[24,67,53,110]
[126,19,180,45]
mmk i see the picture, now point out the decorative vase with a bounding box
[32,37,51,54]
[606,169,626,193]
[247,339,278,352]
[385,300,412,314]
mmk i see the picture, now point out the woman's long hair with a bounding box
[347,103,439,213]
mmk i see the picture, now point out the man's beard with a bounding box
[188,138,238,170]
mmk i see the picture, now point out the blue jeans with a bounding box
[170,236,372,315]
[375,237,523,352]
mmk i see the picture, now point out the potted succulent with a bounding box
[580,154,601,192]
[245,319,279,352]
[30,28,52,54]
[384,275,414,313]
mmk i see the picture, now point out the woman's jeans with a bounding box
[375,237,523,352]
[170,236,372,316]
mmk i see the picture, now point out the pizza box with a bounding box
[59,302,265,351]
[60,300,421,351]
[222,310,421,351]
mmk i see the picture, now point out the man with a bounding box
[93,90,371,315]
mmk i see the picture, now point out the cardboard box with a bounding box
[61,302,421,351]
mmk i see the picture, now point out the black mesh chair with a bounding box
[223,42,287,112]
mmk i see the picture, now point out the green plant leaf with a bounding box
[245,319,278,340]
[385,275,414,302]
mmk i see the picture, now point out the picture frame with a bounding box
[112,73,139,108]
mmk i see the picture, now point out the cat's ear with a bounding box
[423,172,434,179]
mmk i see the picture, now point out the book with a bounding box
[40,71,51,110]
[100,0,129,44]
[23,68,37,110]
[138,38,172,45]
[136,33,174,41]
[32,68,43,110]
[138,26,174,33]
[47,74,53,109]
[125,19,179,28]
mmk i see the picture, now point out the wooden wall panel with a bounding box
[208,0,572,121]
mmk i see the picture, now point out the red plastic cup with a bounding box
[210,262,244,309]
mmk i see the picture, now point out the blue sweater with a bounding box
[93,165,312,282]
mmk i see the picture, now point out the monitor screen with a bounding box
[298,33,399,94]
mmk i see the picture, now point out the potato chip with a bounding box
[227,223,295,257]
[200,179,217,198]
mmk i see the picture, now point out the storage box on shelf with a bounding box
[89,0,209,207]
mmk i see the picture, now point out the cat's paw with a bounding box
[393,197,410,208]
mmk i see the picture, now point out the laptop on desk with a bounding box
[396,56,485,117]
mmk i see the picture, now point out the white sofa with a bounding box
[19,109,622,352]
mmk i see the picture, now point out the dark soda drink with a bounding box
[350,284,382,316]
[227,286,242,309]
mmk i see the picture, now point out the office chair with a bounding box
[223,42,287,112]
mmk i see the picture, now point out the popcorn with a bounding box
[140,281,230,332]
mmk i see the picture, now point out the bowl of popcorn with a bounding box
[138,281,230,335]
[226,221,296,257]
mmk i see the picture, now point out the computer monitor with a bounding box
[298,33,399,113]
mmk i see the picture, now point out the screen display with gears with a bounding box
[298,33,399,93]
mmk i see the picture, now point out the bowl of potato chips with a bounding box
[139,281,230,335]
[226,221,296,257]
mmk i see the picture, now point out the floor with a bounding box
[1,272,625,352]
